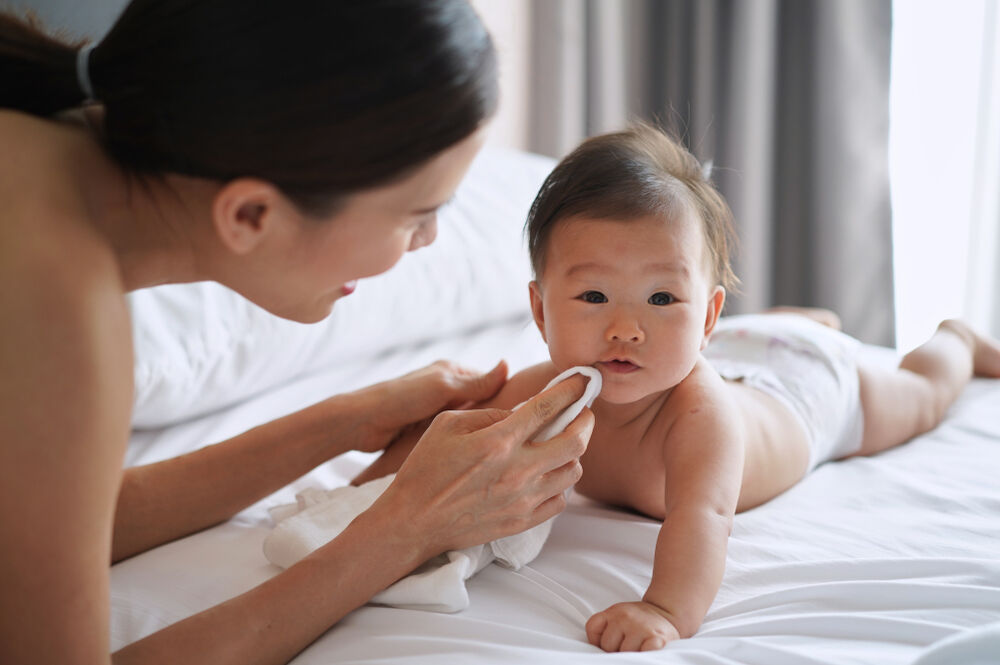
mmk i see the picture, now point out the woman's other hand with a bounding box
[350,360,509,453]
[375,373,595,557]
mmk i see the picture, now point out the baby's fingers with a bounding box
[587,611,628,652]
[584,611,607,648]
[640,635,668,651]
[620,631,650,653]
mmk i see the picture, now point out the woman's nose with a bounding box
[408,218,438,252]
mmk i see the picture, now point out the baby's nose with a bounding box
[606,314,644,343]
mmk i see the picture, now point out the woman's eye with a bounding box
[648,292,675,306]
[580,291,607,304]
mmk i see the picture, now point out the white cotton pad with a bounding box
[524,366,603,442]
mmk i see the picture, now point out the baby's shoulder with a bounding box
[665,356,733,411]
[481,361,560,410]
[657,358,743,443]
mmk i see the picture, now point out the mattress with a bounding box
[111,320,1000,664]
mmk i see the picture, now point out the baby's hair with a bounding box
[525,123,739,292]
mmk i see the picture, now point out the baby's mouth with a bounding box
[597,359,640,374]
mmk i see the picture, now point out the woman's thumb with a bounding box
[464,360,508,402]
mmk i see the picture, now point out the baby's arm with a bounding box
[586,372,745,651]
[352,362,558,485]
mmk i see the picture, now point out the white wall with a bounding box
[890,0,1000,350]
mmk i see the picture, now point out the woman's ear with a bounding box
[701,285,726,350]
[529,280,548,342]
[211,178,284,255]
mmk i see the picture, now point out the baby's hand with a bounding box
[585,601,681,652]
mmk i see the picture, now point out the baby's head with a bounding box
[525,124,739,403]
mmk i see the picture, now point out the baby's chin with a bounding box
[594,385,663,405]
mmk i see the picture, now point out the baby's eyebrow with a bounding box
[645,262,690,278]
[564,262,608,277]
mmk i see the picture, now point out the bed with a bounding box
[113,146,1000,664]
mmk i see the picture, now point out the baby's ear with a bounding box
[529,281,548,342]
[701,285,726,349]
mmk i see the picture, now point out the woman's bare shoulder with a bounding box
[0,110,133,444]
[0,109,70,172]
[0,113,132,655]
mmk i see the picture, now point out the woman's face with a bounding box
[263,128,486,322]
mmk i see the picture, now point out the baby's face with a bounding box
[530,214,724,404]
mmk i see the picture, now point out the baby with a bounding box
[357,124,1000,651]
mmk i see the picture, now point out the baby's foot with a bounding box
[940,319,1000,378]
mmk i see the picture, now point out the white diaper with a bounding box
[703,313,864,470]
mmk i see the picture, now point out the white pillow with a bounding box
[128,147,556,428]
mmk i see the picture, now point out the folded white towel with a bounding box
[263,365,602,612]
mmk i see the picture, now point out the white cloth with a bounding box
[263,366,602,612]
[912,621,1000,665]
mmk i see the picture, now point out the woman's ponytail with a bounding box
[0,13,90,115]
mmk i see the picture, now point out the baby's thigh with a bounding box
[855,361,936,457]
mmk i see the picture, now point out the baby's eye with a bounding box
[648,292,675,306]
[579,291,608,304]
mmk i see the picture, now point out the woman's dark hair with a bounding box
[0,0,498,214]
[526,123,739,292]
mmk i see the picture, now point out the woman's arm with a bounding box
[113,360,510,561]
[113,497,433,665]
[114,375,594,665]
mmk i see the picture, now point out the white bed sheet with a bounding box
[112,319,1000,664]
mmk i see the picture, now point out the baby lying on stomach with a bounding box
[356,124,1000,651]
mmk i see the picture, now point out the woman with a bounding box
[0,2,594,663]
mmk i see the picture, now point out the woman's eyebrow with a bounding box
[411,195,456,215]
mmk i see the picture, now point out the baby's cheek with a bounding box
[546,336,587,372]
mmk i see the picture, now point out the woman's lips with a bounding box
[341,280,358,296]
[597,359,640,374]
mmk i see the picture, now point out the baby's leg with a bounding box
[854,319,1000,456]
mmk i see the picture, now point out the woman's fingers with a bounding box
[528,487,570,526]
[530,407,594,472]
[380,372,594,556]
[492,372,588,442]
[354,360,509,451]
[448,359,508,406]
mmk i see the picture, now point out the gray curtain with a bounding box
[2,0,124,39]
[529,0,894,345]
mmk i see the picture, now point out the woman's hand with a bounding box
[585,601,682,652]
[350,360,509,453]
[372,373,595,557]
